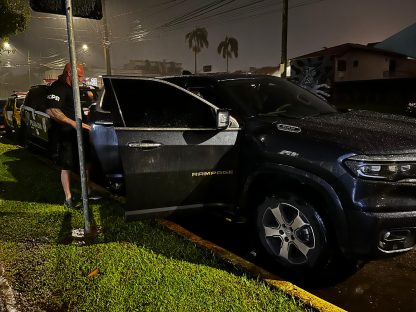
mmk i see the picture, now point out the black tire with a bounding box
[12,118,18,130]
[12,119,20,141]
[4,122,12,136]
[256,192,330,271]
[17,121,27,147]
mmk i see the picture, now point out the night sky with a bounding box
[6,0,416,73]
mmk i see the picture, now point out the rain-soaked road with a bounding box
[169,213,416,312]
[310,251,416,311]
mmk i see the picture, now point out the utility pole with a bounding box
[30,0,103,237]
[102,0,112,75]
[27,50,31,86]
[281,0,288,78]
[65,0,91,234]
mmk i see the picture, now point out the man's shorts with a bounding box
[56,126,90,171]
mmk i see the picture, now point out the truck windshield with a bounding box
[221,77,336,118]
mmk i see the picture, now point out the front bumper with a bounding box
[347,209,416,256]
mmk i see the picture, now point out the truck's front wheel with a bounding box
[256,193,330,271]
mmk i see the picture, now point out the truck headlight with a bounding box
[344,155,416,181]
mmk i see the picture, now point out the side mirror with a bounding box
[216,110,230,129]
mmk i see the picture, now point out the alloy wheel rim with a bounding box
[262,199,315,265]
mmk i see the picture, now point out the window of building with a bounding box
[389,59,396,74]
[353,60,359,67]
[337,60,347,72]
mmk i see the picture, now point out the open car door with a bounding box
[92,77,241,218]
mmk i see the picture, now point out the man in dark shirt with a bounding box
[46,63,92,209]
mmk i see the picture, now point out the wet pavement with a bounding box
[170,213,416,312]
[310,251,416,311]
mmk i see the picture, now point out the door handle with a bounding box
[95,120,113,126]
[128,141,162,150]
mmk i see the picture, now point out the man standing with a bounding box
[46,63,92,209]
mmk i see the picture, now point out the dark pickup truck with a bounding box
[78,74,416,271]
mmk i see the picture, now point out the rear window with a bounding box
[16,98,25,108]
[24,85,49,111]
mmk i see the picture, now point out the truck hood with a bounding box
[267,110,416,154]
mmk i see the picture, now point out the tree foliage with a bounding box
[185,27,208,74]
[0,0,31,41]
[217,36,238,73]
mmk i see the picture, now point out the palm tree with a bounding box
[217,36,238,73]
[185,27,208,74]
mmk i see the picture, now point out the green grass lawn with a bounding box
[0,139,308,311]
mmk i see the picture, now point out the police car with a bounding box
[20,84,98,149]
[3,91,27,134]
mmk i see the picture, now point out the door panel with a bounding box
[90,122,123,179]
[101,76,242,216]
[24,106,49,142]
[33,111,50,142]
[117,128,240,213]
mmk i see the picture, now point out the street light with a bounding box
[1,41,31,86]
[78,44,89,67]
[2,41,14,54]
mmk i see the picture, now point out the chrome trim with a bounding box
[348,154,416,162]
[377,246,415,254]
[397,178,416,183]
[277,124,301,133]
[356,169,385,179]
[94,121,113,126]
[128,142,162,148]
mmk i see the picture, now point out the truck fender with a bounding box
[240,163,351,254]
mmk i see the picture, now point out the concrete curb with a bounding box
[0,264,18,312]
[159,219,346,312]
